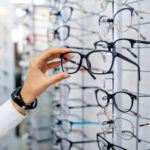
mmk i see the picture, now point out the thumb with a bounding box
[46,72,70,85]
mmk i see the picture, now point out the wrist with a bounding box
[20,88,35,104]
[11,100,27,115]
[11,87,38,110]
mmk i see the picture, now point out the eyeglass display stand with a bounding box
[60,1,86,149]
[114,0,137,149]
[80,2,86,150]
[135,1,141,150]
[112,0,123,146]
[13,0,150,150]
[113,0,149,150]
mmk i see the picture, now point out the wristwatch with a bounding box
[11,87,38,110]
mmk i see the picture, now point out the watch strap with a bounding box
[11,87,37,110]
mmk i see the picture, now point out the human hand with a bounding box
[20,47,72,104]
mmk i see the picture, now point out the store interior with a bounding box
[1,0,150,150]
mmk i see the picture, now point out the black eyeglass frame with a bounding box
[95,88,137,113]
[94,38,150,51]
[94,38,150,58]
[47,25,101,43]
[97,133,127,150]
[60,49,141,80]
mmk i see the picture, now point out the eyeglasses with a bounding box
[97,109,149,140]
[49,6,100,24]
[94,38,150,58]
[60,46,141,80]
[99,7,143,36]
[52,83,100,99]
[47,25,101,43]
[97,133,127,150]
[51,113,82,130]
[95,88,137,113]
[55,136,97,150]
[52,100,99,115]
[52,130,86,150]
[56,118,99,134]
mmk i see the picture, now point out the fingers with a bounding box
[45,51,74,63]
[34,47,71,65]
[45,72,70,85]
[47,61,61,68]
[42,61,61,73]
[42,59,69,73]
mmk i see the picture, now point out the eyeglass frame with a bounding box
[60,47,141,80]
[95,88,137,113]
[47,25,102,43]
[56,136,97,150]
[56,118,99,134]
[97,133,127,150]
[96,108,149,140]
[49,6,100,24]
[99,7,134,34]
[94,38,150,58]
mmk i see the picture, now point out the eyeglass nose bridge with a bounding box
[80,54,91,68]
[108,94,113,100]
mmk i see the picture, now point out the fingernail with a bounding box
[63,73,70,78]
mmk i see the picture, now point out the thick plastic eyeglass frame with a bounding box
[60,47,141,80]
[97,133,127,150]
[58,137,97,150]
[94,38,150,58]
[95,88,137,113]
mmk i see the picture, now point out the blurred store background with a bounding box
[1,0,150,150]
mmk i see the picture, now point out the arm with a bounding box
[0,47,71,139]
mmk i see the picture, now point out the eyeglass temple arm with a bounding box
[121,130,141,143]
[128,26,146,40]
[72,121,99,125]
[133,123,149,128]
[135,40,150,44]
[63,57,96,79]
[122,130,150,144]
[117,53,141,81]
[73,140,97,144]
[69,104,99,109]
[64,45,96,51]
[125,4,150,15]
[122,46,137,58]
[81,86,100,89]
[120,39,150,57]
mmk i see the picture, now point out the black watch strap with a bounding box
[11,87,38,110]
